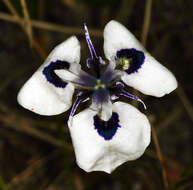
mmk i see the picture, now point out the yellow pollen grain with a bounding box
[117,57,132,70]
[95,80,105,89]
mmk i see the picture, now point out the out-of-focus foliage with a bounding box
[78,0,120,7]
[0,176,9,190]
[174,160,193,190]
[10,0,39,18]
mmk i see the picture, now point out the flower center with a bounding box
[94,79,106,90]
[68,25,147,120]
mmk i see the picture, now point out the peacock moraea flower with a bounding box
[17,20,177,173]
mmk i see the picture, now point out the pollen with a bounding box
[117,57,132,70]
[95,79,105,89]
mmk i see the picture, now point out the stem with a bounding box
[0,12,103,37]
[141,0,152,47]
[152,126,169,190]
[133,0,169,189]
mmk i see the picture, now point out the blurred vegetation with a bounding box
[0,0,193,189]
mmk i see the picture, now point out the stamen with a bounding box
[86,58,92,68]
[69,92,90,119]
[84,23,98,60]
[70,97,82,118]
[120,90,147,110]
[115,81,124,89]
[111,95,119,100]
[98,56,106,66]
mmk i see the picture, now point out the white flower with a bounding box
[17,20,177,174]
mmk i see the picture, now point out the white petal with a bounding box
[69,101,150,173]
[17,36,80,115]
[55,69,80,83]
[104,20,145,62]
[45,36,81,73]
[90,98,113,121]
[101,100,113,121]
[121,54,178,97]
[103,20,177,97]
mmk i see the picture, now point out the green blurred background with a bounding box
[0,0,193,189]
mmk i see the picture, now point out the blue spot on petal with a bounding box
[116,48,145,74]
[94,112,121,140]
[43,60,70,88]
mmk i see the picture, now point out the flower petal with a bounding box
[68,101,150,173]
[91,89,112,121]
[103,20,177,97]
[91,96,113,121]
[104,20,144,62]
[121,54,177,97]
[17,36,80,115]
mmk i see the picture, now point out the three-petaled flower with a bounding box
[17,20,177,173]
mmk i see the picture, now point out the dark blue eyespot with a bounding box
[116,48,145,74]
[43,60,70,88]
[94,112,121,140]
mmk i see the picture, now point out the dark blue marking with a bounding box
[94,112,121,140]
[43,60,70,88]
[116,48,145,74]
